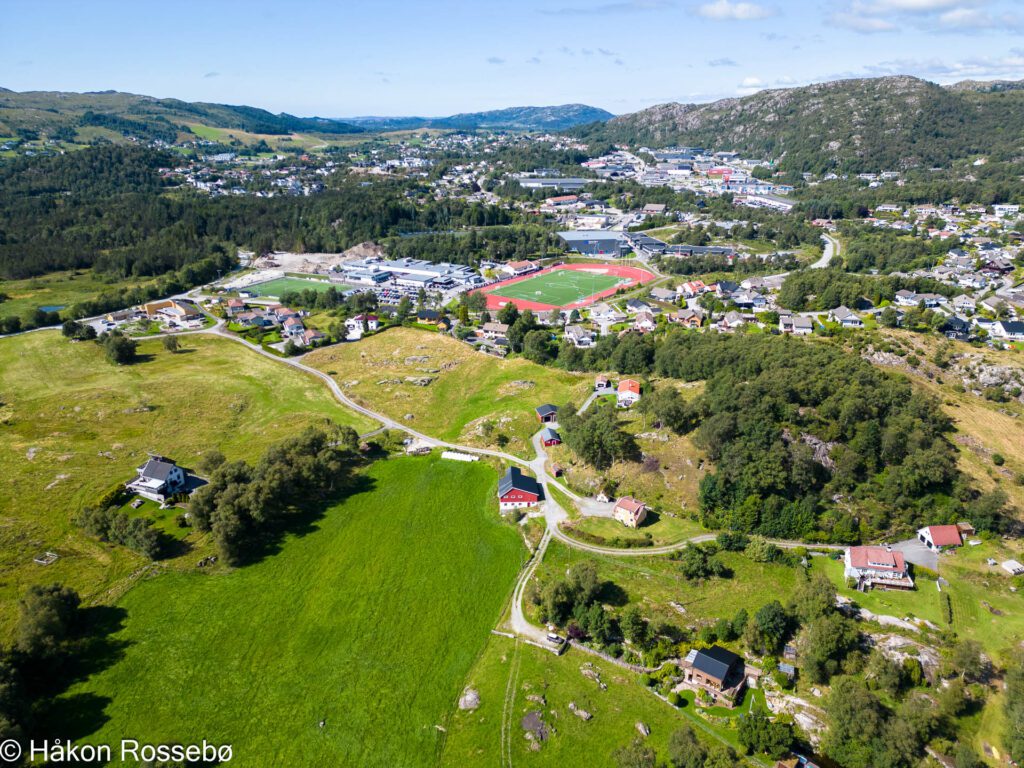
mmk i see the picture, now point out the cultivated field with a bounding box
[245,276,349,297]
[60,456,525,767]
[305,327,591,456]
[0,332,376,637]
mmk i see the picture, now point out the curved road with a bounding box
[34,302,846,645]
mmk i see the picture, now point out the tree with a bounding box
[162,335,179,353]
[952,639,986,682]
[677,544,727,581]
[522,329,554,364]
[790,572,836,623]
[497,303,520,326]
[738,711,794,759]
[746,601,789,654]
[16,583,81,660]
[102,331,137,365]
[800,613,860,684]
[666,725,707,768]
[620,605,650,648]
[822,677,885,768]
[396,295,412,323]
[612,739,656,768]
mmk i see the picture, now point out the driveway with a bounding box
[891,537,938,572]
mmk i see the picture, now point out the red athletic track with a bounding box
[475,263,656,311]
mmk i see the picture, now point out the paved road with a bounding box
[811,233,840,269]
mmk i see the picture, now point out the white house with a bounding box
[917,525,963,552]
[829,306,864,328]
[617,379,642,408]
[843,546,915,591]
[565,325,595,348]
[126,456,187,502]
[992,320,1024,342]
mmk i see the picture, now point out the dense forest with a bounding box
[777,268,957,312]
[552,331,1008,541]
[0,145,517,281]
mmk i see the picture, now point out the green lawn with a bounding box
[306,327,591,457]
[564,513,701,548]
[441,635,715,768]
[61,456,525,767]
[490,269,623,307]
[245,276,350,297]
[532,542,802,630]
[0,269,157,322]
[0,331,377,638]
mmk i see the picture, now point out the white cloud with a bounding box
[708,57,738,66]
[830,12,897,31]
[697,0,775,21]
[858,49,1024,80]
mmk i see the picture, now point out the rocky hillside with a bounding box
[575,76,1024,173]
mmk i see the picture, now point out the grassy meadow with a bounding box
[60,456,525,767]
[0,331,376,637]
[530,541,802,631]
[0,269,157,322]
[441,635,695,768]
[305,327,591,456]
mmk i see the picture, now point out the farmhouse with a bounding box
[535,404,559,423]
[843,546,914,591]
[613,496,647,528]
[917,525,963,552]
[679,646,746,708]
[126,455,187,502]
[497,467,542,511]
[541,427,562,447]
[617,379,642,407]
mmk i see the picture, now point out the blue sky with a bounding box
[4,0,1024,116]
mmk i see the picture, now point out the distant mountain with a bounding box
[946,78,1024,93]
[0,89,363,141]
[342,104,614,132]
[574,75,1024,173]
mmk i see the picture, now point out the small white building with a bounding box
[126,456,187,502]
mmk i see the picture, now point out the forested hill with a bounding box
[574,75,1024,173]
[0,89,363,141]
[342,104,614,132]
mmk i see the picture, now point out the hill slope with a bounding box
[343,104,613,131]
[0,89,363,141]
[574,75,1024,173]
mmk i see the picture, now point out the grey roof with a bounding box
[691,645,741,683]
[498,467,541,497]
[557,230,625,243]
[542,427,561,441]
[138,458,177,481]
[536,403,559,417]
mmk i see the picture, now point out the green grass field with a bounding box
[563,513,701,547]
[306,327,591,457]
[490,269,623,307]
[531,541,801,630]
[0,331,376,638]
[61,456,525,767]
[245,277,350,297]
[0,270,157,322]
[441,635,700,768]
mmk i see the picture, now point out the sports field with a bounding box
[479,264,654,311]
[246,277,349,298]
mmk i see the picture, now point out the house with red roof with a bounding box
[843,546,914,591]
[617,379,641,408]
[917,525,963,552]
[613,497,647,528]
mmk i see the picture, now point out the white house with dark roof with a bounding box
[126,456,186,502]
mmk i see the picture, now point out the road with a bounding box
[811,233,840,269]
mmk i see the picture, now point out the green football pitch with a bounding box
[489,269,622,306]
[245,277,350,297]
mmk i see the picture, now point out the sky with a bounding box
[4,0,1024,117]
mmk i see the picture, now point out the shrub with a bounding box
[993,454,1005,466]
[667,691,682,707]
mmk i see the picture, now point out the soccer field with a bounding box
[489,269,623,306]
[246,277,349,297]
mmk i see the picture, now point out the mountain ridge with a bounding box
[339,103,614,131]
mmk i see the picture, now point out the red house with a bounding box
[498,467,541,511]
[535,404,559,423]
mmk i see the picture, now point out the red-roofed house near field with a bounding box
[917,525,963,552]
[617,379,642,408]
[843,546,914,591]
[613,497,647,528]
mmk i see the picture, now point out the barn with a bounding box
[497,467,542,511]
